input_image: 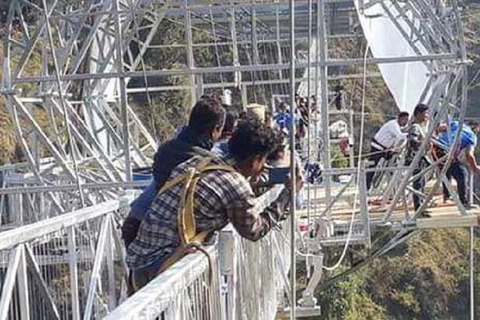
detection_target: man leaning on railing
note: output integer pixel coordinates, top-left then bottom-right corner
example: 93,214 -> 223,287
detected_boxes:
121,96 -> 226,248
126,118 -> 302,292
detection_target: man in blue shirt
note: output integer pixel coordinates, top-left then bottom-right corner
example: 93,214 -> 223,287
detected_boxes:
273,102 -> 292,133
437,120 -> 480,208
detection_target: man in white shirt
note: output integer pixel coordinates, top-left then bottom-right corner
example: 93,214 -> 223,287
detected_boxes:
406,104 -> 429,213
366,111 -> 409,190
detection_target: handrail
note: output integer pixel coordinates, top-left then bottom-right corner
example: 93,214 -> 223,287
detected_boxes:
105,185 -> 289,320
104,246 -> 217,320
0,195 -> 133,250
0,194 -> 135,320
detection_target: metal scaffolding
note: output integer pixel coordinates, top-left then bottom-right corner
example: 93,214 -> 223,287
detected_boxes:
0,0 -> 475,319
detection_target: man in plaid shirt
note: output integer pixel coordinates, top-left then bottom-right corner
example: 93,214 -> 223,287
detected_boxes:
126,118 -> 294,289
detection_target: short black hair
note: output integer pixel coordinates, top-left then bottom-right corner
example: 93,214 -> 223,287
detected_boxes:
229,118 -> 278,162
223,106 -> 238,135
467,120 -> 480,131
413,103 -> 429,117
267,130 -> 288,162
398,111 -> 409,119
188,96 -> 225,135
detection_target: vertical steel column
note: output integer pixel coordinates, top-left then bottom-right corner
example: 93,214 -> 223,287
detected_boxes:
349,109 -> 355,168
251,8 -> 260,66
17,246 -> 30,320
0,246 -> 22,320
241,84 -> 248,108
230,8 -> 241,87
106,219 -> 116,310
185,4 -> 197,102
113,0 -> 131,181
470,226 -> 475,320
276,6 -> 284,80
68,226 -> 80,320
289,1 -> 296,319
314,0 -> 321,219
306,0 -> 313,279
359,161 -> 371,249
319,0 -> 331,207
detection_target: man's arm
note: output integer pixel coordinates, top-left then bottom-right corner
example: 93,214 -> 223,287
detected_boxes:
225,181 -> 291,242
464,146 -> 480,175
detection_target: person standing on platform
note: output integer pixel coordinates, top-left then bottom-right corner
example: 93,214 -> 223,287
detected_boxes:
365,111 -> 409,191
437,120 -> 480,208
406,104 -> 430,214
273,102 -> 292,133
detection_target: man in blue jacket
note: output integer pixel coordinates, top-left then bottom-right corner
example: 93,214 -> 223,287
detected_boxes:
121,96 -> 226,247
437,120 -> 480,208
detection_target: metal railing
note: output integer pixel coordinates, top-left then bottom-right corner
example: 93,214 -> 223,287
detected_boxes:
104,246 -> 221,320
0,195 -> 134,320
106,186 -> 291,320
0,161 -> 148,230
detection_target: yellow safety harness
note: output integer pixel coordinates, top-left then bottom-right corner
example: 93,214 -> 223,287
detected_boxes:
150,157 -> 235,277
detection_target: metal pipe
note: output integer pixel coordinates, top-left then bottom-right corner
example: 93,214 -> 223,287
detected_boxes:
319,0 -> 331,213
113,0 -> 132,181
306,0 -> 313,279
144,34 -> 363,49
314,0 -> 321,224
289,1 -> 296,318
124,73 -> 383,93
12,53 -> 458,84
185,4 -> 197,102
470,226 -> 475,320
0,181 -> 150,195
41,0 -> 86,206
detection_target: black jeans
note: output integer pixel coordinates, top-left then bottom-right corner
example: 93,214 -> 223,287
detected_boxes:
411,158 -> 430,211
365,146 -> 392,191
412,166 -> 426,211
443,161 -> 468,205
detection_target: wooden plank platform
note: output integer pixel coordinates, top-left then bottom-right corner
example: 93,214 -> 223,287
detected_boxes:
299,184 -> 480,232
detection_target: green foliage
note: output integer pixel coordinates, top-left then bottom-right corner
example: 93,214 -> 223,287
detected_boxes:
316,268 -> 387,320
314,229 -> 480,319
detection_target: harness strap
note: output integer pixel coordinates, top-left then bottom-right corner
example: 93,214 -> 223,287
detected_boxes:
153,158 -> 235,281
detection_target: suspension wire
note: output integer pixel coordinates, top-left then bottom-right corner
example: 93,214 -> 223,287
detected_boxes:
321,43 -> 369,272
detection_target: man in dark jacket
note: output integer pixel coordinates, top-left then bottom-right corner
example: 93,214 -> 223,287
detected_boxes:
121,96 -> 226,247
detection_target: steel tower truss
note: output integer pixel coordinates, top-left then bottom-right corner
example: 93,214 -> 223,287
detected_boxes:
0,0 -> 468,269
0,0 -> 472,318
